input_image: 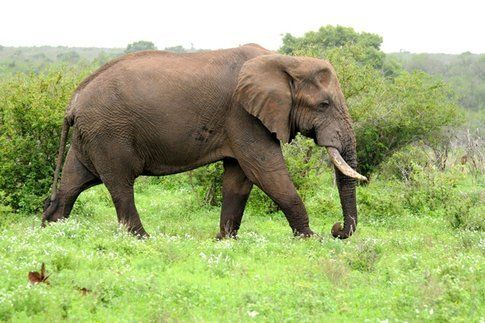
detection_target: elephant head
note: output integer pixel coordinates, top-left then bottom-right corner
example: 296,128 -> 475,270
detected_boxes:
235,54 -> 367,238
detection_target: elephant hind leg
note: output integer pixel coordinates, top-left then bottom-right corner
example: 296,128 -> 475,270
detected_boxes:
93,149 -> 148,237
104,182 -> 148,237
216,158 -> 253,239
42,149 -> 101,224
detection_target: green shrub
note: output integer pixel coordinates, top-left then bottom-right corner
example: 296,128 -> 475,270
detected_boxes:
246,136 -> 333,215
379,145 -> 431,181
358,181 -> 408,219
342,238 -> 382,272
401,166 -> 484,230
448,194 -> 484,231
191,135 -> 332,213
189,163 -> 224,206
403,166 -> 462,215
282,135 -> 328,192
0,67 -> 88,212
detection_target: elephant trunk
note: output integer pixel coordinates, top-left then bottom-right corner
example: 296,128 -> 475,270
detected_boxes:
326,147 -> 364,239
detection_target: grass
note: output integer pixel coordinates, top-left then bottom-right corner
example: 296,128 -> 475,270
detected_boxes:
0,174 -> 484,322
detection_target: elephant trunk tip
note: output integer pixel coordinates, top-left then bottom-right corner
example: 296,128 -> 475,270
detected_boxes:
331,222 -> 354,239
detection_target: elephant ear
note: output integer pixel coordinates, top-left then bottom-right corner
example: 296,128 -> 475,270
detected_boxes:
234,54 -> 304,143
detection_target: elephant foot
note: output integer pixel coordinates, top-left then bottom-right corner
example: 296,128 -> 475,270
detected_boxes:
215,230 -> 238,240
294,228 -> 314,238
133,230 -> 150,239
40,215 -> 67,228
127,225 -> 149,239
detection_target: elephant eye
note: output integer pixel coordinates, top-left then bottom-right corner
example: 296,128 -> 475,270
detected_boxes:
318,100 -> 330,110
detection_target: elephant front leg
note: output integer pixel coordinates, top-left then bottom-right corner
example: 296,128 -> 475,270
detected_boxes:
216,158 -> 253,239
258,170 -> 314,237
237,153 -> 314,237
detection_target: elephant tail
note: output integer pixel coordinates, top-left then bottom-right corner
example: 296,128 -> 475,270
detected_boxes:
49,117 -> 71,201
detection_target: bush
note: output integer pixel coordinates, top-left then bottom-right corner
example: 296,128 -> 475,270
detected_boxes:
448,194 -> 484,231
401,166 -> 484,230
403,166 -> 462,215
0,67 -> 88,212
358,163 -> 484,232
282,135 -> 329,192
379,145 -> 431,181
189,163 -> 224,207
358,181 -> 408,219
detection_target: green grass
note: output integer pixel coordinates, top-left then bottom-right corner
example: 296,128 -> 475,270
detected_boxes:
0,175 -> 484,322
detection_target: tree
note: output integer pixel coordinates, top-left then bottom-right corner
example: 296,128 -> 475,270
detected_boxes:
391,52 -> 485,111
93,51 -> 119,66
280,25 -> 385,70
56,51 -> 80,63
164,45 -> 187,53
125,41 -> 156,53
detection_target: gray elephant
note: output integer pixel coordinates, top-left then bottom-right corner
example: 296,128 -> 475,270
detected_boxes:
42,43 -> 367,239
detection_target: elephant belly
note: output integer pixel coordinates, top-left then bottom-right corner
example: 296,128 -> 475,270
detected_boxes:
127,116 -> 230,176
141,146 -> 232,176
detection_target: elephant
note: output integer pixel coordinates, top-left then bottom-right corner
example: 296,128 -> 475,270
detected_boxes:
42,43 -> 367,239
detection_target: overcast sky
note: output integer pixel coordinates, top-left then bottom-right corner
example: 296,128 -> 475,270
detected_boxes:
1,0 -> 483,53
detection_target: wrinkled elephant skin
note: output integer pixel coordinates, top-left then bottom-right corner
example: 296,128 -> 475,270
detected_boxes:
42,44 -> 366,239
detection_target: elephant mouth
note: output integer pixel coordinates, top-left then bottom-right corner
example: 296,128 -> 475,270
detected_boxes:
326,147 -> 367,182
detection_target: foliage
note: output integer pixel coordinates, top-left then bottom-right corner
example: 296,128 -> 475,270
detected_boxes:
91,51 -> 118,66
187,135 -> 332,213
457,125 -> 485,178
164,45 -> 187,53
402,166 -> 484,231
282,136 -> 328,191
189,163 -> 224,206
378,144 -> 431,181
0,67 -> 89,212
280,25 -> 384,70
353,71 -> 462,174
391,52 -> 485,111
163,45 -> 204,53
125,41 -> 156,53
0,46 -> 123,76
56,51 -> 80,63
364,156 -> 484,232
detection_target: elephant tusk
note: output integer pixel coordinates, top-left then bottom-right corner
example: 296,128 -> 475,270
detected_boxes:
326,147 -> 368,182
